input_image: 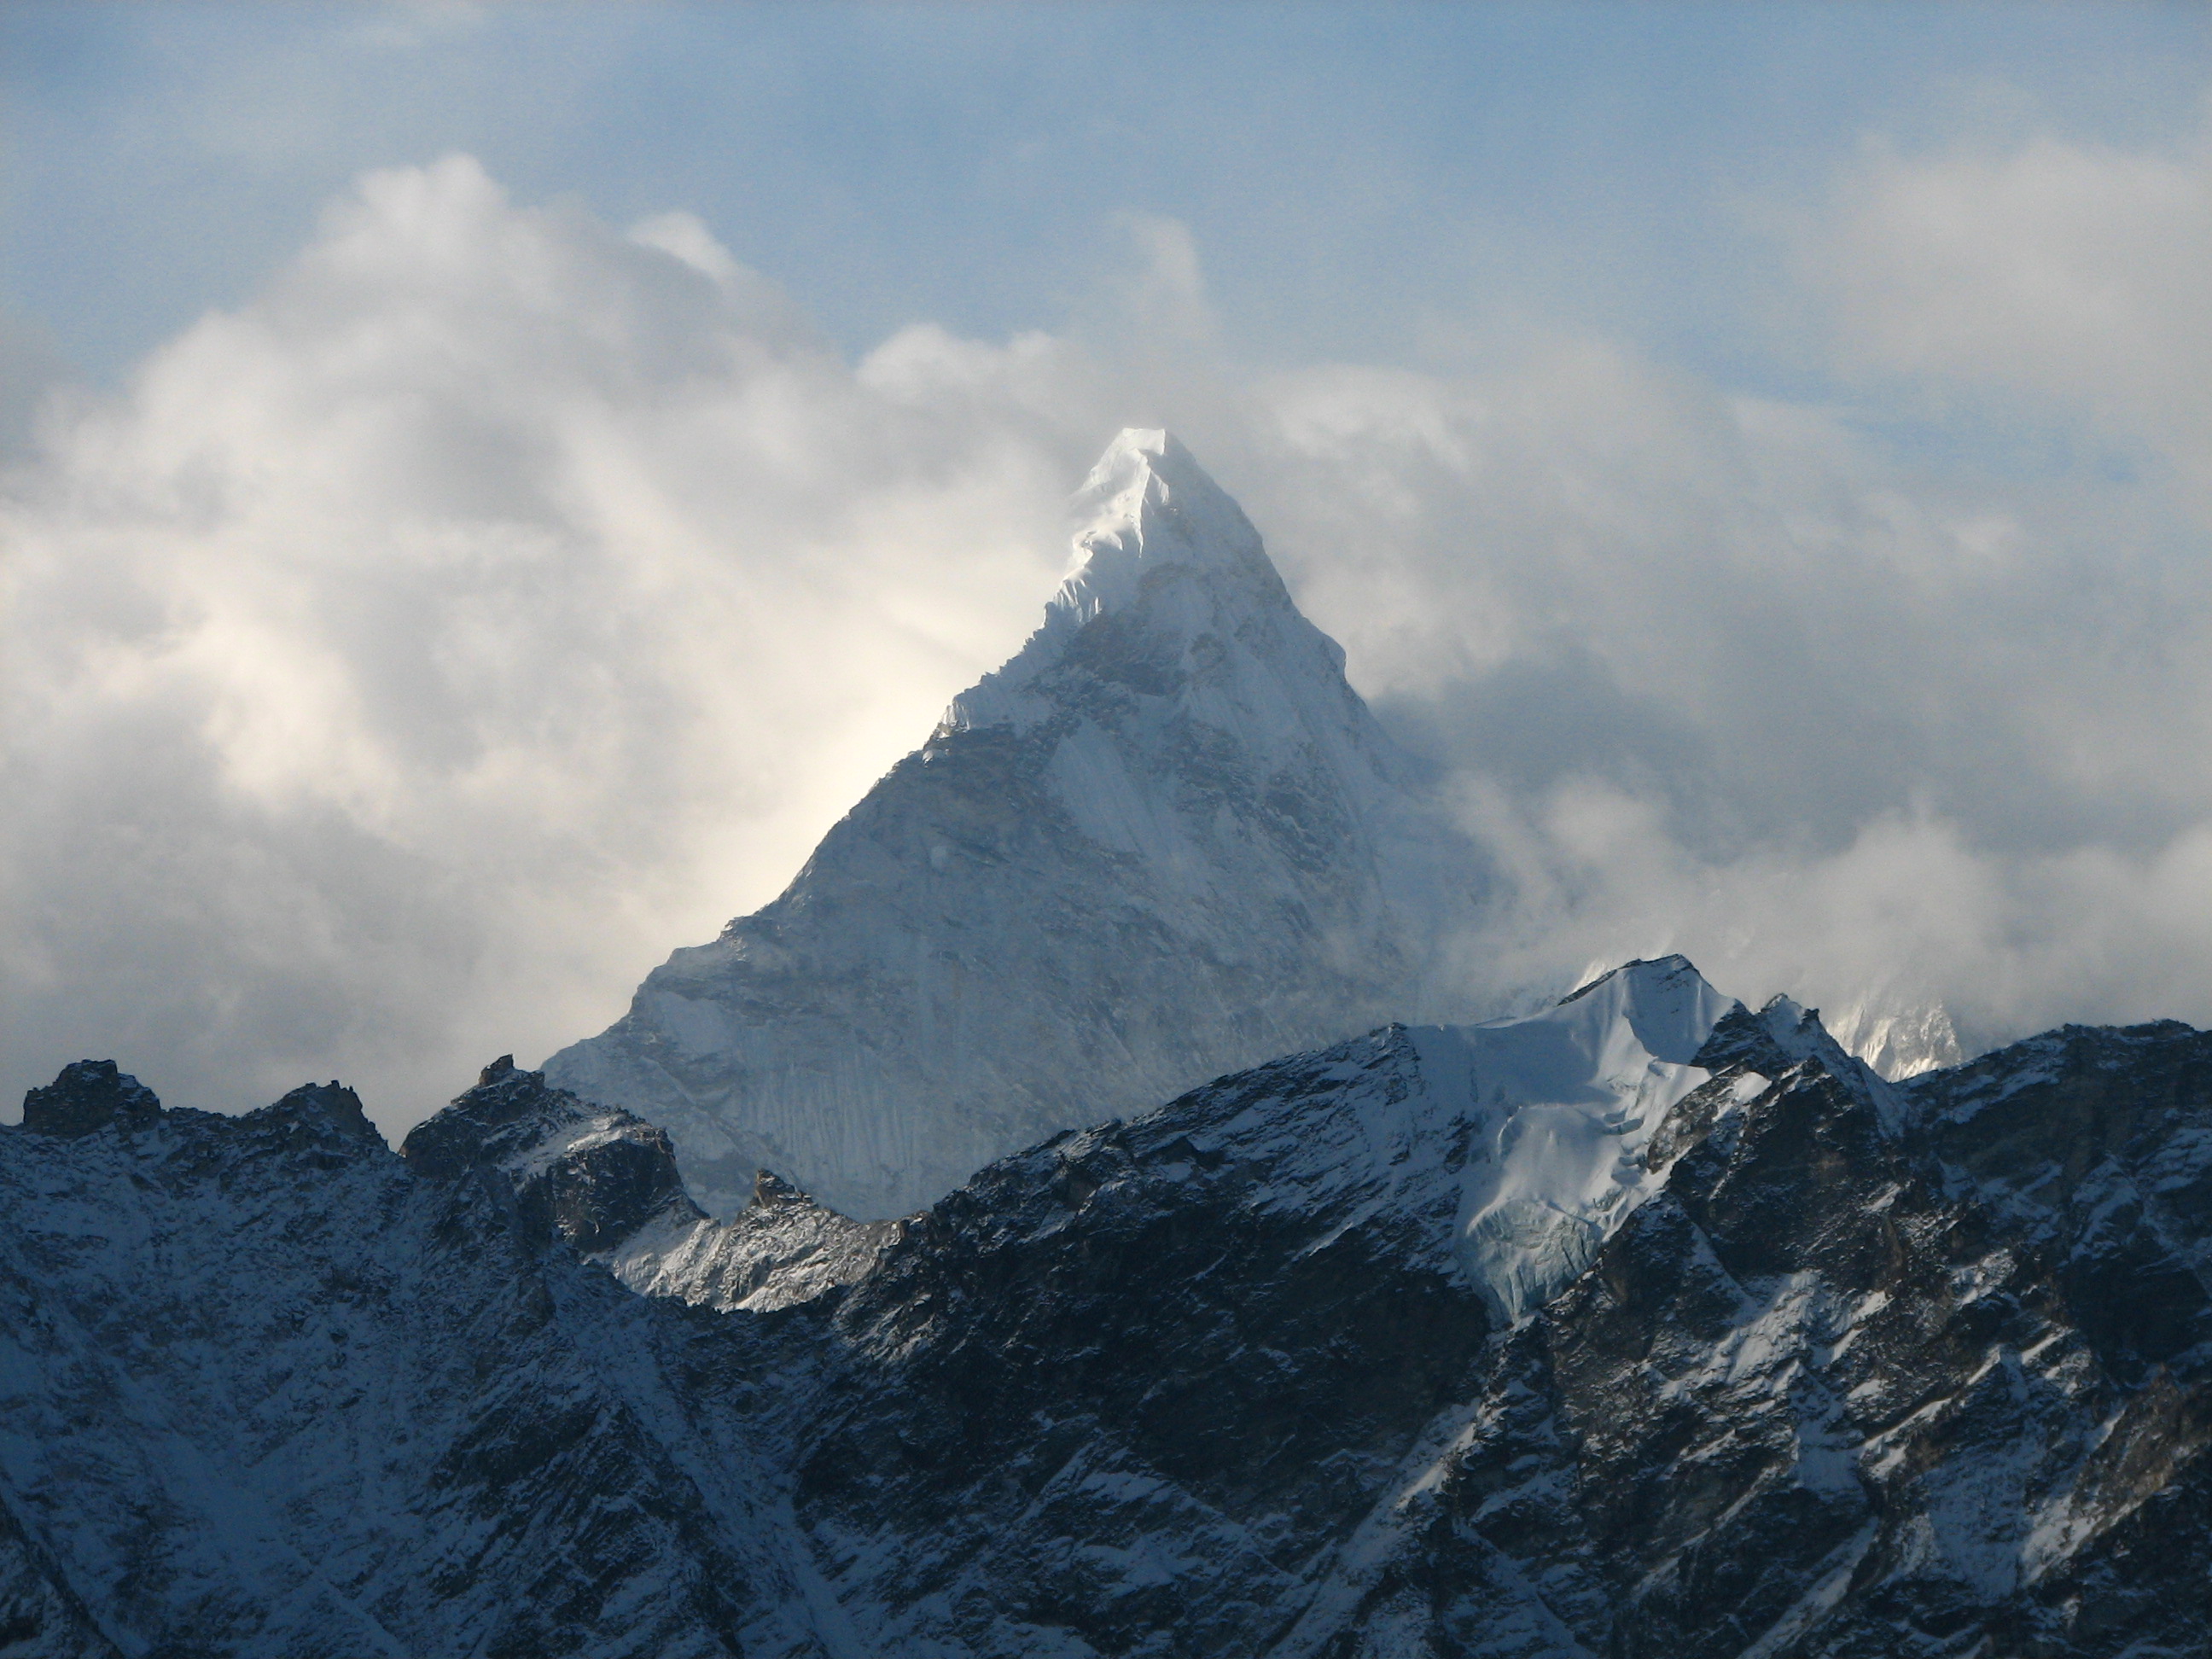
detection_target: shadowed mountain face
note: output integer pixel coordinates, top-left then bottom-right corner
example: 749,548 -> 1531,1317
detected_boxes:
5,961 -> 2210,1656
545,428 -> 1489,1220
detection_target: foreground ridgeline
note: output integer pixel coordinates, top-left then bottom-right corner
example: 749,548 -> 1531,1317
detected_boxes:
545,428 -> 1491,1220
4,958 -> 2209,1656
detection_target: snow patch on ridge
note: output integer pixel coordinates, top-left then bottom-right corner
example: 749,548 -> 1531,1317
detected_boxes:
607,1172 -> 900,1313
1127,956 -> 1742,1326
1445,956 -> 1736,1321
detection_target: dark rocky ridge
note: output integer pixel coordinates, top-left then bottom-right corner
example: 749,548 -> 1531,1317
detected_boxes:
19,1058 -> 160,1139
3,984 -> 2209,1655
403,1053 -> 706,1252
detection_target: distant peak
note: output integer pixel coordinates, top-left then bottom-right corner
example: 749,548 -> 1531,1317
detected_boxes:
259,1080 -> 381,1144
1547,957 -> 1738,1067
1558,955 -> 1703,1005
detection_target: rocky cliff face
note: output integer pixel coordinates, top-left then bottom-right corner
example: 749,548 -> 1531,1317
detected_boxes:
545,428 -> 1489,1220
4,964 -> 2209,1656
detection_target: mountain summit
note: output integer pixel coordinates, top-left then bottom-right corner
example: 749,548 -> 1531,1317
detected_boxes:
546,428 -> 1487,1217
951,428 -> 1333,735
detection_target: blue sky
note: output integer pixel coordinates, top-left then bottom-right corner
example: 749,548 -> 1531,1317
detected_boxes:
8,3 -> 2207,387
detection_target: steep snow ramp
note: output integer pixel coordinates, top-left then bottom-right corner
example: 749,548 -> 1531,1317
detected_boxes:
875,956 -> 1738,1328
1045,953 -> 1738,1323
1452,955 -> 1738,1318
547,428 -> 1487,1218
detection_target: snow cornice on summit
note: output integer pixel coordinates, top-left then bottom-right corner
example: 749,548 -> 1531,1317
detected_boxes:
1050,428 -> 1289,629
945,428 -> 1323,736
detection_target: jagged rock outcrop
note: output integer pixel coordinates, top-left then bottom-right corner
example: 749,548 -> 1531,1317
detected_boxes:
19,1059 -> 160,1139
399,1056 -> 903,1312
4,963 -> 2210,1655
403,1053 -> 703,1251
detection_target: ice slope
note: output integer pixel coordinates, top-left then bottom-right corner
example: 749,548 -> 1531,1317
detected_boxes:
1448,956 -> 1739,1318
546,428 -> 1487,1219
1040,953 -> 1740,1325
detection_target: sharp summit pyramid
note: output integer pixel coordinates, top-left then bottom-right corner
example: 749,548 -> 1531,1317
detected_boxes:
545,429 -> 1488,1217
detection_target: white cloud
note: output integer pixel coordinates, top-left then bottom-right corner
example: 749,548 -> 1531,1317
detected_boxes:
0,155 -> 1102,1128
1816,111 -> 2212,501
10,125 -> 2212,1131
1226,318 -> 2212,1049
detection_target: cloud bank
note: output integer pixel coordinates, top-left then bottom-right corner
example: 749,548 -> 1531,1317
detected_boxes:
7,119 -> 2212,1126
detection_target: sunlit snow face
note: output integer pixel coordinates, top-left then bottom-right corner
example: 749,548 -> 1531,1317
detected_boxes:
1168,958 -> 1743,1325
1429,959 -> 1738,1323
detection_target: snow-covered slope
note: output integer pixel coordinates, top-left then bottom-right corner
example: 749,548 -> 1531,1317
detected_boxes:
546,429 -> 1487,1218
1447,956 -> 1738,1318
463,956 -> 1732,1326
0,1070 -> 833,1658
793,975 -> 2212,1656
1017,953 -> 1738,1327
9,960 -> 2212,1656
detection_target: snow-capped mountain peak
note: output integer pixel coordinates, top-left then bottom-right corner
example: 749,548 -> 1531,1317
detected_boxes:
1446,958 -> 1743,1318
946,428 -> 1353,760
1825,994 -> 1964,1080
546,428 -> 1487,1219
1547,952 -> 1740,1064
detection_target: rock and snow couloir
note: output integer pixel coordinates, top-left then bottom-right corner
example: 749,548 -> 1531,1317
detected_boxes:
546,428 -> 1488,1219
